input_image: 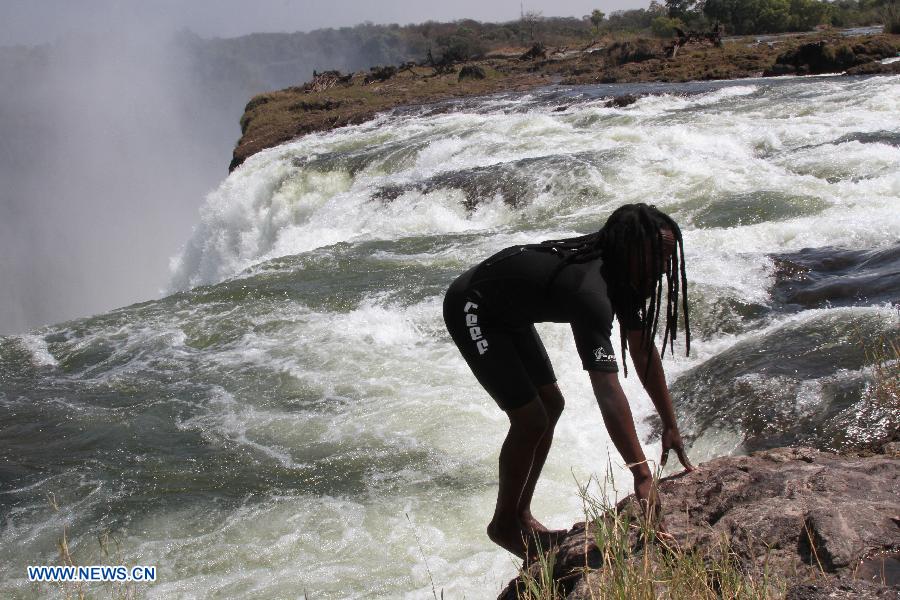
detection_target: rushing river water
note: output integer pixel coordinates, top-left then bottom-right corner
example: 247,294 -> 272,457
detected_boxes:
2,74 -> 899,598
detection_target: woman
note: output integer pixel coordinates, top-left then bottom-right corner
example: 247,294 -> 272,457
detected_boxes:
443,203 -> 695,559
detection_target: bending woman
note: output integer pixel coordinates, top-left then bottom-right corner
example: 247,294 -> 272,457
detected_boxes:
443,203 -> 695,559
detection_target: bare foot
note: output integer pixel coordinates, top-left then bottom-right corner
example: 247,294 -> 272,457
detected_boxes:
519,510 -> 550,533
487,519 -> 528,559
633,473 -> 660,520
520,510 -> 567,540
489,515 -> 569,561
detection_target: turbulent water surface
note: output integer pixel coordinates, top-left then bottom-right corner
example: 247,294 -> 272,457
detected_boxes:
2,75 -> 899,598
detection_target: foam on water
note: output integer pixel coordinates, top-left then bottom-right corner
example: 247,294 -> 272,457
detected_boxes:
17,334 -> 59,368
171,76 -> 900,298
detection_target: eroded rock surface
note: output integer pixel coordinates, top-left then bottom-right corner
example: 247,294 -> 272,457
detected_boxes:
499,447 -> 899,599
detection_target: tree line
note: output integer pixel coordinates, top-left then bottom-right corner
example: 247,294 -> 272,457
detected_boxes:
664,0 -> 898,35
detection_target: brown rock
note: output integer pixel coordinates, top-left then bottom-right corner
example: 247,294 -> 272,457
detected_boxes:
498,447 -> 900,599
786,579 -> 900,599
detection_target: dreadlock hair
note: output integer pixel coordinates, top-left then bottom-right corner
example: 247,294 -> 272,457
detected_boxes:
539,203 -> 690,377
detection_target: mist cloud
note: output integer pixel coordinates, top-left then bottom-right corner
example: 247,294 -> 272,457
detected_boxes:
0,27 -> 238,333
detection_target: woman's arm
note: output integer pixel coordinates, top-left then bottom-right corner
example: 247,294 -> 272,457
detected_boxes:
627,330 -> 695,472
588,370 -> 655,505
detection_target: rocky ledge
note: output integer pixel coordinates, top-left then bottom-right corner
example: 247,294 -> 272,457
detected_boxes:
500,446 -> 900,599
231,33 -> 900,172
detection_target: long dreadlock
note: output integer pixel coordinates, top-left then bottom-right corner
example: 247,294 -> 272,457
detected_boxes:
539,203 -> 691,377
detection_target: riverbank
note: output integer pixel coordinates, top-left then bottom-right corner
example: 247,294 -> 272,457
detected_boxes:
231,31 -> 899,171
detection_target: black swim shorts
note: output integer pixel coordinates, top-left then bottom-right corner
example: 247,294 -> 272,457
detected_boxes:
443,268 -> 557,411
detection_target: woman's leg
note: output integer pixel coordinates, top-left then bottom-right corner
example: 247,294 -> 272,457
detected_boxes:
516,382 -> 565,534
487,397 -> 549,558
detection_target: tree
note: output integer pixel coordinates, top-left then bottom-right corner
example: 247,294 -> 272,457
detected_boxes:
705,0 -> 835,33
649,1 -> 668,15
589,9 -> 606,36
522,10 -> 543,41
882,0 -> 900,33
757,0 -> 792,32
606,9 -> 655,31
666,0 -> 701,18
789,0 -> 831,30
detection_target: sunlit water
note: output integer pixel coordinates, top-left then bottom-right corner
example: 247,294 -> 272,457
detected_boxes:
2,74 -> 899,598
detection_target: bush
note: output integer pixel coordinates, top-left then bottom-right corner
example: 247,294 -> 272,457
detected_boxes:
605,39 -> 661,65
458,65 -> 486,81
883,1 -> 900,34
703,0 -> 833,34
652,16 -> 686,37
434,33 -> 485,63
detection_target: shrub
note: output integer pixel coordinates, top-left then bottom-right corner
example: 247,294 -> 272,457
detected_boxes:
652,16 -> 686,37
605,39 -> 661,65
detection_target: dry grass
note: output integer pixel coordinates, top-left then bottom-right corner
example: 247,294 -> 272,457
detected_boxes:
33,492 -> 138,600
516,470 -> 784,600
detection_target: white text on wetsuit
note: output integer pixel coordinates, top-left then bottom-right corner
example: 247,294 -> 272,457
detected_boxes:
463,302 -> 489,355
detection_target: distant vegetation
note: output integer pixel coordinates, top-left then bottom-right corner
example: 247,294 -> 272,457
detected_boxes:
170,0 -> 897,97
3,1 -> 895,100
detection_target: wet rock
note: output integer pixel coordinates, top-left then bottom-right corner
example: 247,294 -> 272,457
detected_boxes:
766,37 -> 899,76
604,94 -> 639,108
786,579 -> 899,599
498,448 -> 900,599
884,442 -> 900,458
664,306 -> 897,454
771,243 -> 900,310
845,60 -> 900,76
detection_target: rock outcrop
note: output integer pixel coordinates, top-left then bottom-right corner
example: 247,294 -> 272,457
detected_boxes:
500,446 -> 899,599
765,37 -> 899,76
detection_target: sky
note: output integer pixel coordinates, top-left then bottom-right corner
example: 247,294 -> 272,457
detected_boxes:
2,0 -> 651,46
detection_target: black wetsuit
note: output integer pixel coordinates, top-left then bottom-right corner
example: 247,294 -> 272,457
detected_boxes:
443,245 -> 640,411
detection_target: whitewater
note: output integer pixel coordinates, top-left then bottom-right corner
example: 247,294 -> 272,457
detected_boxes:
1,74 -> 898,598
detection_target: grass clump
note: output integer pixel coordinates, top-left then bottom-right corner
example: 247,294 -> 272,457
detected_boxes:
33,492 -> 138,600
516,536 -> 563,600
515,468 -> 784,599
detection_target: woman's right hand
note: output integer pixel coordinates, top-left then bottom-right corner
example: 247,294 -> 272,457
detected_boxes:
661,426 -> 695,473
